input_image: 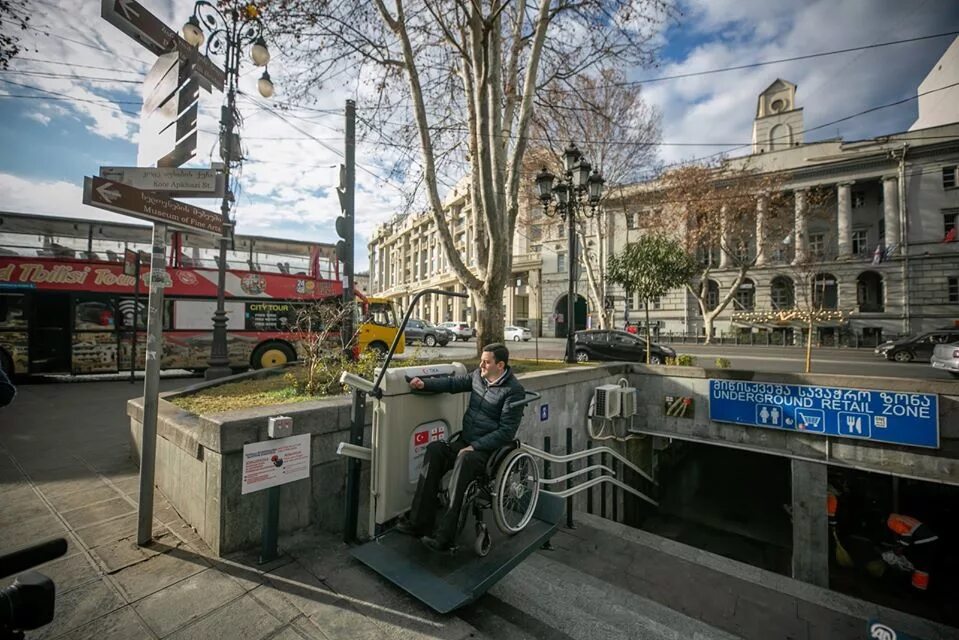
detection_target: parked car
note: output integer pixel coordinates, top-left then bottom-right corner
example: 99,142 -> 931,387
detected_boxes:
403,319 -> 450,347
873,340 -> 896,357
504,325 -> 531,342
930,341 -> 959,377
881,329 -> 959,362
438,321 -> 475,341
573,329 -> 675,364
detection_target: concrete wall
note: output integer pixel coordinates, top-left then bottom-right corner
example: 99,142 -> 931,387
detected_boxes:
128,363 -> 957,557
627,368 -> 959,486
128,368 -> 371,556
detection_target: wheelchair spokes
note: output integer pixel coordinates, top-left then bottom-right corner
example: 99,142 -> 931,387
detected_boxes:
493,449 -> 540,535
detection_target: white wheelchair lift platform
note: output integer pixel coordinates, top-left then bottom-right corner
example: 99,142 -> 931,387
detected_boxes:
338,363 -> 563,614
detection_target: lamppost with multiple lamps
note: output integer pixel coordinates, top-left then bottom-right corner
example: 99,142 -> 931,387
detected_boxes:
534,143 -> 604,364
182,1 -> 275,380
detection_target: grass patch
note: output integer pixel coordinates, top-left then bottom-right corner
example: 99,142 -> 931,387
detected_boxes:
170,357 -> 575,415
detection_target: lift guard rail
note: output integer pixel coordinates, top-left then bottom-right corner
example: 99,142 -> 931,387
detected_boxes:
524,444 -> 659,507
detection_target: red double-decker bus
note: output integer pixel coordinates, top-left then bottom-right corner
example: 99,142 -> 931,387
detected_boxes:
0,212 -> 401,377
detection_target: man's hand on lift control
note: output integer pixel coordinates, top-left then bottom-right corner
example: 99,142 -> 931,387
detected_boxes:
409,377 -> 425,390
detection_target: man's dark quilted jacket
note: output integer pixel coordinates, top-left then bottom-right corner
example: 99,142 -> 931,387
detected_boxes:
421,367 -> 526,451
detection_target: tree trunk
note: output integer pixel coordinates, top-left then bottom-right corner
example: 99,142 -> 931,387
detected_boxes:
804,313 -> 814,373
474,282 -> 507,355
702,312 -> 715,345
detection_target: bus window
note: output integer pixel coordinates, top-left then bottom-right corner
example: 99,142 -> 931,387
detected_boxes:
0,294 -> 27,329
173,299 -> 245,330
367,301 -> 397,326
74,296 -> 115,330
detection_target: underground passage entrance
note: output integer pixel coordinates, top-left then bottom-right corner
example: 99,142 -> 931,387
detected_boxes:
632,440 -> 959,629
637,441 -> 793,574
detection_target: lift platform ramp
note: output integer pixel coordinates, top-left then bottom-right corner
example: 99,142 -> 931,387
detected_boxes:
339,363 -> 564,613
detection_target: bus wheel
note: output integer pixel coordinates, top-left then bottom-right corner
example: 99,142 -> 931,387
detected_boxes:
252,342 -> 295,369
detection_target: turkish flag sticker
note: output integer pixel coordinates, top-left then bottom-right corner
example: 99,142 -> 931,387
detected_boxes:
414,430 -> 429,446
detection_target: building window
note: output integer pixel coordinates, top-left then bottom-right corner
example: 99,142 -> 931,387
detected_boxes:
530,225 -> 543,243
734,279 -> 755,311
949,277 -> 959,303
852,191 -> 866,208
626,212 -> 636,230
652,296 -> 661,310
557,253 -> 566,273
851,230 -> 869,256
944,209 -> 958,242
878,218 -> 885,245
705,280 -> 720,311
771,276 -> 794,310
857,271 -> 884,312
812,273 -> 838,310
809,233 -> 824,257
943,166 -> 957,190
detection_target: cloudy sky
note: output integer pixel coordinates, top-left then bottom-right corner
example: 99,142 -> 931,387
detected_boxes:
1,1 -> 957,272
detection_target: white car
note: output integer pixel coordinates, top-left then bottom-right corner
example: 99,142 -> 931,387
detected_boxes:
438,321 -> 475,341
931,341 -> 959,378
504,325 -> 531,342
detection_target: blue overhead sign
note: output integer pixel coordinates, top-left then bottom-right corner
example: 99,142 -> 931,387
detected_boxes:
708,380 -> 939,449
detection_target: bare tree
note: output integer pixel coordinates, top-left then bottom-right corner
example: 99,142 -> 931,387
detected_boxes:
0,0 -> 30,70
268,0 -> 670,351
526,69 -> 661,329
637,164 -> 831,343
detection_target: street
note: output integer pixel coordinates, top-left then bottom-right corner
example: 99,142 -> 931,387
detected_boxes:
414,337 -> 956,381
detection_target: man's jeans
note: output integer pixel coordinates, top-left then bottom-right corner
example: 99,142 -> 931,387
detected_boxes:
408,439 -> 490,545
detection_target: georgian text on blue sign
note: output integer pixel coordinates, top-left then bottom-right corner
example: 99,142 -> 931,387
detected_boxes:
708,380 -> 938,449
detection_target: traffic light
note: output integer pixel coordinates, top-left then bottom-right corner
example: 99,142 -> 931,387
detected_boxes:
335,185 -> 352,275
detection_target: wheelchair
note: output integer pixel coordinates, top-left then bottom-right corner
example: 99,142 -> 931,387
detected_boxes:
439,436 -> 541,557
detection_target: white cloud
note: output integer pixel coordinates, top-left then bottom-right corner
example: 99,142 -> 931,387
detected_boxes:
0,172 -> 148,225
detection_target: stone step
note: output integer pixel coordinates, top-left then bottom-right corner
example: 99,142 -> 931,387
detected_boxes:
478,551 -> 742,640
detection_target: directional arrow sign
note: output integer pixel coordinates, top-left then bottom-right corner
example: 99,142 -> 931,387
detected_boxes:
101,0 -> 224,91
83,176 -> 221,235
96,181 -> 122,203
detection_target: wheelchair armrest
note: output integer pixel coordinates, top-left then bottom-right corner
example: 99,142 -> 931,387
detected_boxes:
485,440 -> 519,477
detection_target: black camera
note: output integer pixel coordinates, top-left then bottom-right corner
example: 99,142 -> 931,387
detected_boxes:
0,538 -> 67,640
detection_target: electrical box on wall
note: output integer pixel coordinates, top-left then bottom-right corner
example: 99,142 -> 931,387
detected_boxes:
593,385 -> 622,419
268,415 -> 293,439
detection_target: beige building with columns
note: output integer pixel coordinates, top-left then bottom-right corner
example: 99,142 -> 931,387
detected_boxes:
369,43 -> 959,343
367,178 -> 544,333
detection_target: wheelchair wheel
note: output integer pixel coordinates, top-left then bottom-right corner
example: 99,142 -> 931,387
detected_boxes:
474,522 -> 491,557
492,448 -> 540,535
456,481 -> 480,536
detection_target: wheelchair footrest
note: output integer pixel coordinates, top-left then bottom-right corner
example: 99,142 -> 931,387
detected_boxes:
350,491 -> 564,613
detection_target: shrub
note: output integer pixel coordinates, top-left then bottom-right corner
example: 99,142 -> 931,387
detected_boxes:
714,357 -> 731,369
665,354 -> 697,367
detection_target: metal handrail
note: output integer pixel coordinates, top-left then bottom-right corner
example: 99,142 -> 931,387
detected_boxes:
545,475 -> 658,507
537,464 -> 614,485
522,443 -> 656,484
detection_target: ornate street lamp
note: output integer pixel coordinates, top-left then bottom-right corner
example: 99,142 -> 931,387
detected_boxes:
535,144 -> 604,363
184,1 -> 274,380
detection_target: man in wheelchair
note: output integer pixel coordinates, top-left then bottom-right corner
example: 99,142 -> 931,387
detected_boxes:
397,343 -> 526,553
